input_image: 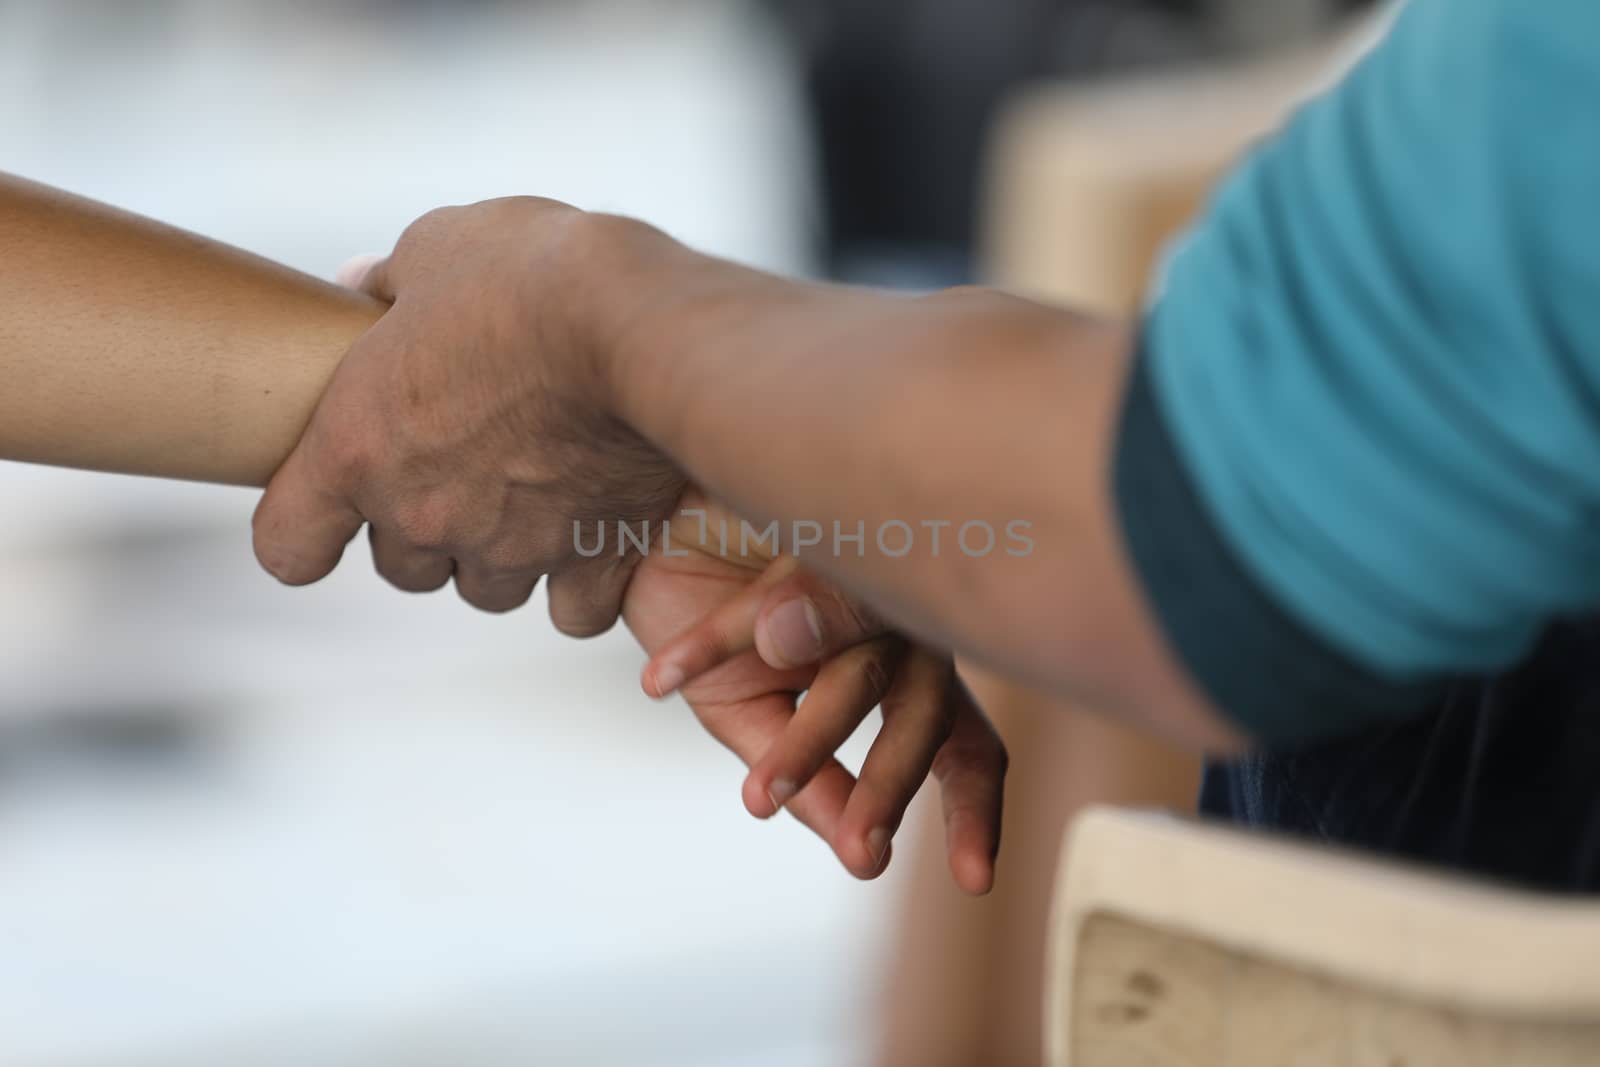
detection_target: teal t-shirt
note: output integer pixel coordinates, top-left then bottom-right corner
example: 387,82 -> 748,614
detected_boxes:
1121,0 -> 1600,741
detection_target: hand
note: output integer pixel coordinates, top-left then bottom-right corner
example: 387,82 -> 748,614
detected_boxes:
253,198 -> 685,635
625,492 -> 1007,894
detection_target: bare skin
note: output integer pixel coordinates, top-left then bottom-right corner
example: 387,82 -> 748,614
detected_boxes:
626,491 -> 1005,891
253,197 -> 1243,753
0,172 -> 382,485
0,172 -> 1005,891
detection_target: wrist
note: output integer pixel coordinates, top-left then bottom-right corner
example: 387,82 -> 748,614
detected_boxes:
557,212 -> 696,428
566,212 -> 788,454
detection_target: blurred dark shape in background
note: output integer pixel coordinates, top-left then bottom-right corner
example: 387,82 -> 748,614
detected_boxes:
771,0 -> 1376,286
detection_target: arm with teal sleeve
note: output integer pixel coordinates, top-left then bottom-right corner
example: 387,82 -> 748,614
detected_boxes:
1115,0 -> 1600,744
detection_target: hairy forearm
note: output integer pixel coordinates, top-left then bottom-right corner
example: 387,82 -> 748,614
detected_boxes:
0,172 -> 381,486
601,233 -> 1234,746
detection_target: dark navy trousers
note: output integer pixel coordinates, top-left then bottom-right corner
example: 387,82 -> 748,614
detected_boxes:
1199,616 -> 1600,894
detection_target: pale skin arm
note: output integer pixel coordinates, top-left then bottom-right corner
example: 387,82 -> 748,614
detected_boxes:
0,172 -> 383,485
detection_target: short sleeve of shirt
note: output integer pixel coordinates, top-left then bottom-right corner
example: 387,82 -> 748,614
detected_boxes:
1114,0 -> 1600,744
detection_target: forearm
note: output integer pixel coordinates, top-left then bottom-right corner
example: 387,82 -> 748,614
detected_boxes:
0,176 -> 1227,746
0,172 -> 381,487
602,234 -> 1234,746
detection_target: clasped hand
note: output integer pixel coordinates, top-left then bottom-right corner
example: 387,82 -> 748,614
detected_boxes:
252,198 -> 1006,893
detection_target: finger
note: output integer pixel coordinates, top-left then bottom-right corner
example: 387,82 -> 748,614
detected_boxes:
641,556 -> 799,697
930,679 -> 1008,896
368,523 -> 453,593
641,581 -> 762,697
685,675 -> 858,849
253,437 -> 366,587
547,555 -> 636,638
741,637 -> 903,820
354,254 -> 397,303
336,253 -> 387,293
453,563 -> 539,614
834,649 -> 957,880
753,572 -> 888,670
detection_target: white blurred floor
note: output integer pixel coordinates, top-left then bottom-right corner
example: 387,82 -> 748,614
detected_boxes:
0,3 -> 909,1065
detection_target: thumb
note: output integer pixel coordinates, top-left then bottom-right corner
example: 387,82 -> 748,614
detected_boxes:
252,433 -> 366,587
754,573 -> 888,670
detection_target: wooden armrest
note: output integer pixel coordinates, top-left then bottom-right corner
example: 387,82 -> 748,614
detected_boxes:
1046,807 -> 1600,1066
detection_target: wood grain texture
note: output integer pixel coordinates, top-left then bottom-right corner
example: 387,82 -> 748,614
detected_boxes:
1048,809 -> 1600,1066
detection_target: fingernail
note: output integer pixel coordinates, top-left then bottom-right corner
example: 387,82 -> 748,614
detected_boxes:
764,599 -> 822,667
867,827 -> 890,869
652,663 -> 685,698
768,778 -> 797,813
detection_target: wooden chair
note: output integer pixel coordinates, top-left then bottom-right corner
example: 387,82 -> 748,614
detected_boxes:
1047,807 -> 1600,1066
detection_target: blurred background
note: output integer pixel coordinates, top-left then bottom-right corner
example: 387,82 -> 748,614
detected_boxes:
0,1 -> 1376,1064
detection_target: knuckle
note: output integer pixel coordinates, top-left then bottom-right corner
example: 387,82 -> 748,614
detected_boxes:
390,496 -> 456,552
497,194 -> 560,217
459,577 -> 527,615
826,588 -> 882,646
386,208 -> 460,275
254,540 -> 316,587
550,604 -> 616,638
403,206 -> 457,244
856,647 -> 896,702
482,536 -> 547,575
251,537 -> 287,580
252,518 -> 311,587
548,591 -> 590,634
320,422 -> 378,483
250,500 -> 275,541
549,567 -> 626,638
381,564 -> 447,595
